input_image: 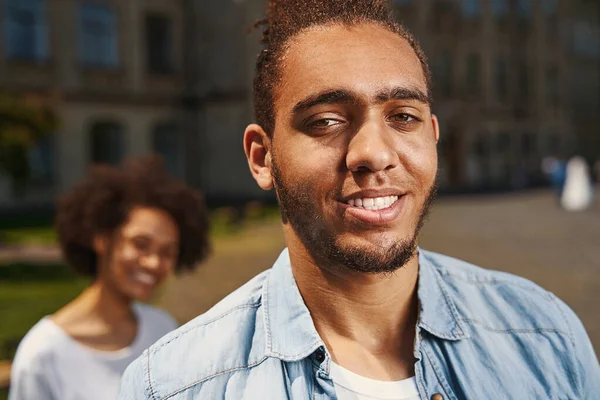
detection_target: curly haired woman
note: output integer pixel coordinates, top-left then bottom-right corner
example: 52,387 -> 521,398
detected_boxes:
9,156 -> 210,400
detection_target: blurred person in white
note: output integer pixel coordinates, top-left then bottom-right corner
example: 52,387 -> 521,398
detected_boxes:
561,156 -> 594,211
9,156 -> 210,400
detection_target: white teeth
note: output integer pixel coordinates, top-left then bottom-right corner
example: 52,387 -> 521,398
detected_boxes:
133,272 -> 156,285
386,196 -> 393,207
347,195 -> 400,211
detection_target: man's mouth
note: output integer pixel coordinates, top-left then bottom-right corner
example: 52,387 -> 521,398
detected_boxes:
346,195 -> 400,211
340,192 -> 406,225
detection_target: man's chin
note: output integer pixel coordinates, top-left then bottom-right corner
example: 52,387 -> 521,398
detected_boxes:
316,236 -> 418,274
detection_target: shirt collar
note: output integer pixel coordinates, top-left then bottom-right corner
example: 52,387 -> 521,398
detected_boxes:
263,248 -> 468,361
417,250 -> 468,340
263,248 -> 324,361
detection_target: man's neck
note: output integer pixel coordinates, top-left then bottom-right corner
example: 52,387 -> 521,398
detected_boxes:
286,236 -> 419,381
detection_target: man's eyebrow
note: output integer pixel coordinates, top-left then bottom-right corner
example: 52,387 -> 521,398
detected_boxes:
292,90 -> 357,113
375,87 -> 431,105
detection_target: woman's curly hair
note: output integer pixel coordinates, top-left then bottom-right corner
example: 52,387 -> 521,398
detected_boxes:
56,156 -> 210,276
253,0 -> 431,137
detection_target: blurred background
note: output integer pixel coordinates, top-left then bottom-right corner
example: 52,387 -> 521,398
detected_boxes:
0,0 -> 599,396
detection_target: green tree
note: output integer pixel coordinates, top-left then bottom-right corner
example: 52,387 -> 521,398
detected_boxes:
0,93 -> 58,195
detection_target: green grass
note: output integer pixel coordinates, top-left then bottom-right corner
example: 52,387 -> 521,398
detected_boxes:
0,227 -> 57,246
0,263 -> 89,360
0,388 -> 7,400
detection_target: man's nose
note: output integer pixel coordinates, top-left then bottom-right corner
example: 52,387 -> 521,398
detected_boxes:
346,120 -> 400,173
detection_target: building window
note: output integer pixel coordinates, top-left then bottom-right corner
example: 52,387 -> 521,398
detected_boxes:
545,65 -> 559,106
145,14 -> 173,74
473,134 -> 489,158
461,0 -> 480,19
90,122 -> 125,165
547,133 -> 560,154
496,132 -> 510,152
542,0 -> 557,15
521,132 -> 535,157
79,3 -> 118,68
28,134 -> 54,184
3,0 -> 48,61
431,0 -> 457,33
465,53 -> 481,96
572,22 -> 600,58
152,123 -> 183,177
494,56 -> 508,102
433,49 -> 454,97
491,0 -> 508,19
516,0 -> 531,18
517,60 -> 529,100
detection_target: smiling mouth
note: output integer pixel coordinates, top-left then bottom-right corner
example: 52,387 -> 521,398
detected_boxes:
346,195 -> 400,211
131,271 -> 157,286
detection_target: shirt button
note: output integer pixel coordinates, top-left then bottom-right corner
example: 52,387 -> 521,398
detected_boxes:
315,347 -> 326,363
431,394 -> 444,400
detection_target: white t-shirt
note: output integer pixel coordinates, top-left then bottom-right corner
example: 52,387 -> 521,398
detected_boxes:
9,303 -> 177,400
330,361 -> 420,400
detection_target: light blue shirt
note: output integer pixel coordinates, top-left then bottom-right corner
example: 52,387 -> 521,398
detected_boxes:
118,249 -> 600,399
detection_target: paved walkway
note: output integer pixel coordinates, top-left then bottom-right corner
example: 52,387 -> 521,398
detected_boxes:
0,245 -> 60,264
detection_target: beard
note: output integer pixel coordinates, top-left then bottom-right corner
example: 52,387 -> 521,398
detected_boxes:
272,158 -> 437,274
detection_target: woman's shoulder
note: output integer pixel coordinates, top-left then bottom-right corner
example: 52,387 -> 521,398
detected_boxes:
12,318 -> 64,368
134,303 -> 178,337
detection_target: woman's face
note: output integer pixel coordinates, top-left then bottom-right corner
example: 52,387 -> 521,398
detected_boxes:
95,207 -> 180,301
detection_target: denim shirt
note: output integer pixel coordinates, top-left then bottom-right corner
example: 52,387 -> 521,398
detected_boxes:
118,249 -> 600,399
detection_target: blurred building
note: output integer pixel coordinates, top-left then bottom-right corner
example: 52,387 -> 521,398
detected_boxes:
0,0 -> 598,209
0,0 -> 265,209
392,0 -> 600,191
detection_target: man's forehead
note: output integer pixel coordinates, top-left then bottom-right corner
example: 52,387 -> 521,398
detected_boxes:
276,23 -> 427,107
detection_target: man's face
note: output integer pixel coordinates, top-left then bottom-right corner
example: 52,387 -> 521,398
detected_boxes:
255,23 -> 439,273
96,207 -> 180,300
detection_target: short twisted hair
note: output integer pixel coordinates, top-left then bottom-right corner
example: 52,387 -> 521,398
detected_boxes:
56,156 -> 210,276
253,0 -> 431,137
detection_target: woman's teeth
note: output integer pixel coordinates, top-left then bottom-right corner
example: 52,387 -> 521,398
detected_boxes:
132,271 -> 157,285
347,196 -> 399,211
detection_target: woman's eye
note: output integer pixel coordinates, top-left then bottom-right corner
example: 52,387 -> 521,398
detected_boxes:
133,237 -> 150,251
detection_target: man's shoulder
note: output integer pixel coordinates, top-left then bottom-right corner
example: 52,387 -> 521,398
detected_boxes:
129,269 -> 271,398
421,250 -> 573,334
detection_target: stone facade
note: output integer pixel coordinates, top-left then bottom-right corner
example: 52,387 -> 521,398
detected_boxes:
0,0 -> 598,209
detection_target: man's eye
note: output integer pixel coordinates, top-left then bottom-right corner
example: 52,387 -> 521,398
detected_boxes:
391,113 -> 416,123
310,118 -> 341,128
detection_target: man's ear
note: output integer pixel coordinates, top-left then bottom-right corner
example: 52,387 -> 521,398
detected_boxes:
431,114 -> 440,143
243,124 -> 274,190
